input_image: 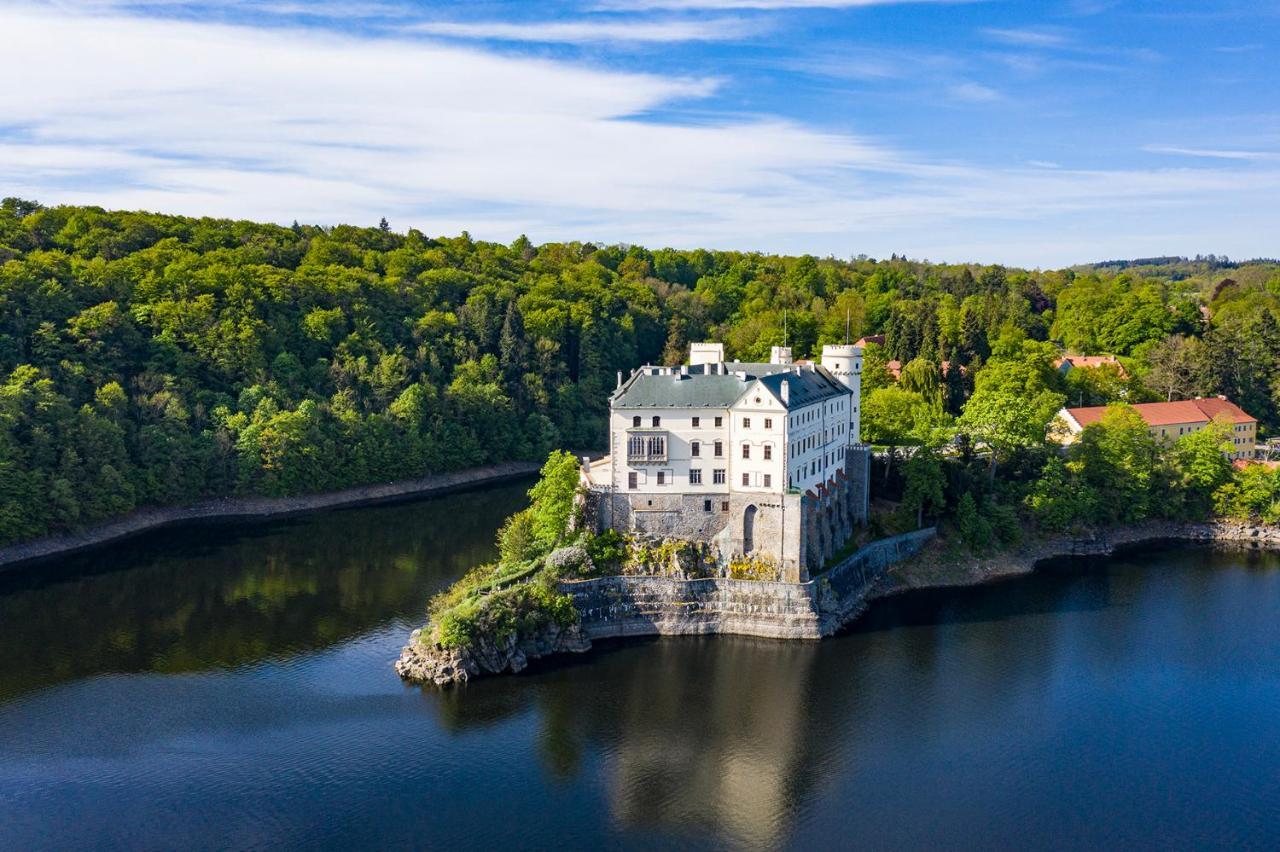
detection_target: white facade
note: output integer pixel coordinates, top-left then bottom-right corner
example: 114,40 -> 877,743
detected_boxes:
596,344 -> 863,502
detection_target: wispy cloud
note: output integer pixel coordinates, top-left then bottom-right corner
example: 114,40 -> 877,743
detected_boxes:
594,0 -> 971,10
406,17 -> 760,44
1144,145 -> 1279,161
982,27 -> 1074,48
948,81 -> 1001,102
3,3 -> 1279,266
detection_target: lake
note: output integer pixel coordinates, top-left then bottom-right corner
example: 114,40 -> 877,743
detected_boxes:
2,480 -> 1279,850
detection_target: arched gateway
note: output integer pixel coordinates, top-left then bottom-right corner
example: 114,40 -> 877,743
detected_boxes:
743,504 -> 757,554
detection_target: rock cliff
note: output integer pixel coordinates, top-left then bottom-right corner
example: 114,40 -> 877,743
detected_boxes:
395,622 -> 592,686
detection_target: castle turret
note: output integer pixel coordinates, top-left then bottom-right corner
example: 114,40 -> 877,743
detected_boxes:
821,344 -> 862,444
689,342 -> 725,367
770,346 -> 793,365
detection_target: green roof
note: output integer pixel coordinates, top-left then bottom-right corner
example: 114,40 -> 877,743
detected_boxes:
612,362 -> 847,410
612,372 -> 748,408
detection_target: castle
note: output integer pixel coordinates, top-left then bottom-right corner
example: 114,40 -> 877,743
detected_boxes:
581,342 -> 870,583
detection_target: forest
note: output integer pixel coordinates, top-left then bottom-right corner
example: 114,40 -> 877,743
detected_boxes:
3,197 -> 1280,546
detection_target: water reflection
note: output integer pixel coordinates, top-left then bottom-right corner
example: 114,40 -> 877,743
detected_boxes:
3,496 -> 1280,849
0,481 -> 531,704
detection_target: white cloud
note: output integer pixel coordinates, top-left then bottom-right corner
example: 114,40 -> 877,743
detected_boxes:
1144,145 -> 1278,161
594,0 -> 967,10
982,27 -> 1073,48
405,17 -> 760,44
2,4 -> 1279,266
948,81 -> 1001,102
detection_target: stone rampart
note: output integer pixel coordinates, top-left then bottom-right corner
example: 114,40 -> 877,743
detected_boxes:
561,527 -> 936,641
563,575 -> 823,640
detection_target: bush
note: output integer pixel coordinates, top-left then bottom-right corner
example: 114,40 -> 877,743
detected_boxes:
955,492 -> 994,553
584,528 -> 627,571
497,509 -> 538,566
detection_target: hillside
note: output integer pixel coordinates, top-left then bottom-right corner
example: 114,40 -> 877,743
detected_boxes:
3,198 -> 1280,546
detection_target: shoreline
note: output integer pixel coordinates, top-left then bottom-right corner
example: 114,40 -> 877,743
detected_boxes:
0,461 -> 547,571
396,518 -> 1280,686
875,518 -> 1280,597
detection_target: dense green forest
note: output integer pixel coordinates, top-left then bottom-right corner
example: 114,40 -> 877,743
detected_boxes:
3,198 -> 1280,546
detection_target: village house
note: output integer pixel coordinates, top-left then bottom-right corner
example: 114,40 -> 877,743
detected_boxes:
1054,353 -> 1127,377
581,342 -> 869,582
1055,397 -> 1258,459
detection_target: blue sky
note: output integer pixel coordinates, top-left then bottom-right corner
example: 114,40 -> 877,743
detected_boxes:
2,0 -> 1277,266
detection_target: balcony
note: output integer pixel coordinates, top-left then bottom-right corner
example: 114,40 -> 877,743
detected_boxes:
626,429 -> 668,464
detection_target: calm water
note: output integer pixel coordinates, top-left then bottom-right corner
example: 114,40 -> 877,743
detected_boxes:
2,484 -> 1280,851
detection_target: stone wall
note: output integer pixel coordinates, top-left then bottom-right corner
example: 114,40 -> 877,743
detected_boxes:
561,528 -> 937,642
597,489 -> 808,580
813,527 -> 936,633
563,575 -> 822,640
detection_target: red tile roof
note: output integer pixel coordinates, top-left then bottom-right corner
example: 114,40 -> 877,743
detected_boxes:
855,335 -> 885,348
1066,397 -> 1256,428
1054,354 -> 1127,376
1233,459 -> 1280,471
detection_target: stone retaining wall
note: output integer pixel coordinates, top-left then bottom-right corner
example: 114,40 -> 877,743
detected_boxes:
561,527 -> 937,641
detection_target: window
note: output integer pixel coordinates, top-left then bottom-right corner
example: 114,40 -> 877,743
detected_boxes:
763,445 -> 772,460
691,440 -> 701,457
656,470 -> 665,485
627,435 -> 644,457
714,440 -> 723,457
628,472 -> 637,489
690,468 -> 702,484
763,474 -> 772,488
742,444 -> 751,459
743,417 -> 751,429
652,416 -> 661,427
692,416 -> 700,428
703,499 -> 712,512
647,435 -> 665,457
713,469 -> 726,484
721,501 -> 729,512
714,416 -> 723,427
764,418 -> 772,429
742,472 -> 751,487
632,416 -> 641,428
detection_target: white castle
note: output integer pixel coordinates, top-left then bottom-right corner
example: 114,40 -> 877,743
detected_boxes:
582,342 -> 869,582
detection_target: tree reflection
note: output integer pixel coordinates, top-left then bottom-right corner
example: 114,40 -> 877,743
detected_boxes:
0,482 -> 531,703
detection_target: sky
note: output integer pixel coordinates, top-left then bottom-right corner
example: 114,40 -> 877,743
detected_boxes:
1,0 -> 1277,266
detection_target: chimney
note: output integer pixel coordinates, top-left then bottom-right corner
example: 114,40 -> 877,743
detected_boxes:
616,370 -> 623,389
781,381 -> 790,405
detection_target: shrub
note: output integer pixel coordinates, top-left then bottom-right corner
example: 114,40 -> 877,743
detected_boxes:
584,528 -> 627,571
497,509 -> 538,566
727,554 -> 779,581
955,492 -> 994,553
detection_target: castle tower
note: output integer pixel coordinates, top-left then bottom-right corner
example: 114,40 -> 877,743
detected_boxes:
770,346 -> 793,365
689,342 -> 725,367
821,344 -> 862,444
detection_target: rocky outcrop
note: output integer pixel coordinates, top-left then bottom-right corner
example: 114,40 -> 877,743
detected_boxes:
395,622 -> 592,686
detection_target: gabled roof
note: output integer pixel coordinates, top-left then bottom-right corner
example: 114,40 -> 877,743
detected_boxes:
612,361 -> 848,410
753,368 -> 847,408
1065,397 -> 1256,428
1055,354 -> 1127,376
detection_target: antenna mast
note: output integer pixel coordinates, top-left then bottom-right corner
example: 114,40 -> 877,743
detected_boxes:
845,307 -> 851,345
783,309 -> 788,347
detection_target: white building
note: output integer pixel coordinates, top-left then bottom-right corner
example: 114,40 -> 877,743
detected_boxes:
583,342 -> 870,581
